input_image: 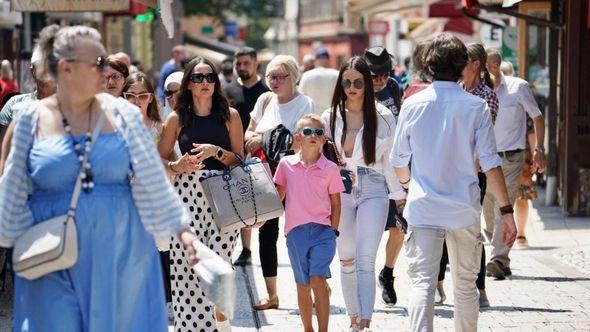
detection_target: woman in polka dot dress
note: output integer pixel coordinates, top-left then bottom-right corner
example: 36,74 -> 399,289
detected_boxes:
158,57 -> 245,332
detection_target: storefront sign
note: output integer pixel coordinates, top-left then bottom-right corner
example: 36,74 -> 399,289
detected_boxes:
368,20 -> 389,36
11,0 -> 130,12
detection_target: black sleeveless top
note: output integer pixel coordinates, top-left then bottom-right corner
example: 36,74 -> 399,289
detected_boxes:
178,112 -> 231,171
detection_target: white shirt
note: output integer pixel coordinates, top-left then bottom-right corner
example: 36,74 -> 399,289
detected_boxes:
299,67 -> 340,116
390,81 -> 502,230
250,93 -> 313,133
321,103 -> 405,200
494,74 -> 542,152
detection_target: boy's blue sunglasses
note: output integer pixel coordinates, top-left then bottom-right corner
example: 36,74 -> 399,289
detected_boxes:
299,127 -> 325,137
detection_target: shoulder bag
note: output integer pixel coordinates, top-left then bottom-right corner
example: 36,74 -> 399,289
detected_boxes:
12,111 -> 105,280
199,154 -> 284,234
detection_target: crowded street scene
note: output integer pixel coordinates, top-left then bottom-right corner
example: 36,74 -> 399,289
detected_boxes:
0,0 -> 589,331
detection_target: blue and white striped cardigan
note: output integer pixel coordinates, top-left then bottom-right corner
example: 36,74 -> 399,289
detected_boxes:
0,93 -> 190,247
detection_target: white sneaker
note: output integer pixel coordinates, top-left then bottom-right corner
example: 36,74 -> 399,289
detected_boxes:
349,324 -> 360,332
216,319 -> 232,332
361,328 -> 372,332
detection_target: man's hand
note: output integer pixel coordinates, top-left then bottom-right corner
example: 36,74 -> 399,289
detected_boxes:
531,150 -> 546,174
502,214 -> 517,248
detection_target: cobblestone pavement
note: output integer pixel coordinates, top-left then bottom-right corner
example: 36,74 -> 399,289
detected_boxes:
2,190 -> 590,332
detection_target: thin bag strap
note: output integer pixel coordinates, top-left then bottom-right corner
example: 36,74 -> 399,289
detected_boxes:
66,111 -> 106,218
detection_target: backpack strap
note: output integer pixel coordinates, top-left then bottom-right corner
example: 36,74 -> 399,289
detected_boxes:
261,92 -> 273,115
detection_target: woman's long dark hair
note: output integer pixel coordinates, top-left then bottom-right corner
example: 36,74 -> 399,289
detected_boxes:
175,57 -> 230,127
330,56 -> 378,165
122,72 -> 161,122
467,43 -> 494,90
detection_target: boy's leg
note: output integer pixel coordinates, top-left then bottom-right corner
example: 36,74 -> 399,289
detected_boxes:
308,224 -> 337,332
446,221 -> 482,332
297,284 -> 314,332
310,276 -> 330,332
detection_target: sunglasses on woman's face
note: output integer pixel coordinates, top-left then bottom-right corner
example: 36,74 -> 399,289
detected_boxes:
189,73 -> 216,84
65,56 -> 107,72
123,92 -> 152,102
341,78 -> 364,90
299,127 -> 325,137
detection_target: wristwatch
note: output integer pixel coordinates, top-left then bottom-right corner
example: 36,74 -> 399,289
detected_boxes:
333,229 -> 340,237
215,147 -> 224,160
534,146 -> 545,153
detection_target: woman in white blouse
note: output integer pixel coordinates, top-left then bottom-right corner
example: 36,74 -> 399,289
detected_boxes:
321,56 -> 404,332
244,55 -> 313,310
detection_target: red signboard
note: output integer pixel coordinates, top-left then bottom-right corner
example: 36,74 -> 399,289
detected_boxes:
368,20 -> 390,36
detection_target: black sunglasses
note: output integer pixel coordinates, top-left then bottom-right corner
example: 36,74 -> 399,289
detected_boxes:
342,79 -> 364,89
65,56 -> 107,71
189,73 -> 216,84
164,89 -> 178,97
299,127 -> 325,137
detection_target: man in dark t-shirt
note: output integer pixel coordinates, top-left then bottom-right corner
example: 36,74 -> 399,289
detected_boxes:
223,48 -> 269,133
375,76 -> 401,119
222,47 -> 269,269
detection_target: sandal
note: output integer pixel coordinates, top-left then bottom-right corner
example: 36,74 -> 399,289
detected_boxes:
253,296 -> 279,310
516,236 -> 528,247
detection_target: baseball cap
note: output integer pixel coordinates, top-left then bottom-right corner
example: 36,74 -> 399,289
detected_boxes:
315,47 -> 329,60
164,71 -> 184,93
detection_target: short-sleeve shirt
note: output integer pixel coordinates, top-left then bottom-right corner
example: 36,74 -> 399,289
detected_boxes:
494,74 -> 542,152
0,93 -> 35,127
375,78 -> 401,119
250,93 -> 313,133
274,153 -> 344,235
223,78 -> 269,132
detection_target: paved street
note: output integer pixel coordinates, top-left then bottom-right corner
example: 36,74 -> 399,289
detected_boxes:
2,189 -> 590,331
227,189 -> 590,331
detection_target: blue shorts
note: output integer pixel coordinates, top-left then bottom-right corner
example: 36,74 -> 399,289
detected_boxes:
286,223 -> 336,285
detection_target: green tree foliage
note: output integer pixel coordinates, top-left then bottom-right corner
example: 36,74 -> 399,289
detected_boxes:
182,0 -> 274,22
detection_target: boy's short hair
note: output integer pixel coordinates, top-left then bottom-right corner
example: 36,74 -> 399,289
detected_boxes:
296,114 -> 325,132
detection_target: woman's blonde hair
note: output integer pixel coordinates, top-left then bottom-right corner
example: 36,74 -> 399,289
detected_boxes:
265,55 -> 300,94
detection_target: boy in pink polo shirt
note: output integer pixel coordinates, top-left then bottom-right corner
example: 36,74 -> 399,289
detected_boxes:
274,114 -> 344,332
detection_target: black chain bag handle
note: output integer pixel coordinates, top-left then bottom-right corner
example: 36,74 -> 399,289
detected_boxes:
223,154 -> 259,227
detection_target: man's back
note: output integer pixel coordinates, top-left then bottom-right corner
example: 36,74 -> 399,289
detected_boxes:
392,81 -> 499,229
299,67 -> 339,115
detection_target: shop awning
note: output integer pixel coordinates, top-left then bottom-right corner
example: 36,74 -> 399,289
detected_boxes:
408,17 -> 477,42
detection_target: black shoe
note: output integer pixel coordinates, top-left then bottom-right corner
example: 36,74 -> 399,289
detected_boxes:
486,260 -> 510,280
233,248 -> 251,266
378,269 -> 397,305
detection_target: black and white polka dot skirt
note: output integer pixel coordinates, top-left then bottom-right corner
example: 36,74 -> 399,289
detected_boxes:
170,170 -> 240,332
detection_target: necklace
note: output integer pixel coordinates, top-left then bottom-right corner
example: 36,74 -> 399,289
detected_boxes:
57,99 -> 95,193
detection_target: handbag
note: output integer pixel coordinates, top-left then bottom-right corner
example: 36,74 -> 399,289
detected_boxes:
12,111 -> 105,280
323,139 -> 352,193
199,155 -> 284,234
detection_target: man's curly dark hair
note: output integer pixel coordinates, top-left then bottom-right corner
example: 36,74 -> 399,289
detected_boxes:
423,33 -> 468,82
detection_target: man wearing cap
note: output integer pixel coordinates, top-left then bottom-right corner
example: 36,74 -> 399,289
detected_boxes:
298,47 -> 339,115
362,46 -> 405,307
223,47 -> 269,267
365,46 -> 402,120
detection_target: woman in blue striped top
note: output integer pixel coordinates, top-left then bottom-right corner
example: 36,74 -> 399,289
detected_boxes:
0,25 -> 198,331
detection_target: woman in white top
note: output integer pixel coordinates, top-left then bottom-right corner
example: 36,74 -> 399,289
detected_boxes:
244,55 -> 313,310
321,56 -> 404,332
122,72 -> 163,142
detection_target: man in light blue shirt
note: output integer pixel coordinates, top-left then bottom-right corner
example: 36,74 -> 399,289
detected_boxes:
390,33 -> 516,332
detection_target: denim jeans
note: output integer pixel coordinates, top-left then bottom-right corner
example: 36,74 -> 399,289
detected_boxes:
406,221 -> 483,332
337,167 -> 389,320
